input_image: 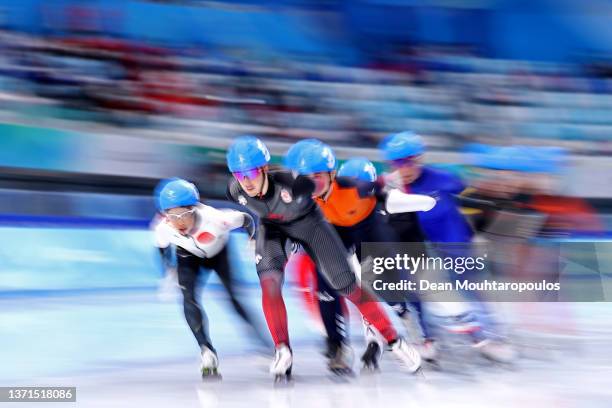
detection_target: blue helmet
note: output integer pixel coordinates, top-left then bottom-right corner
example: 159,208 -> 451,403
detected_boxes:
284,139 -> 323,171
338,157 -> 377,182
379,131 -> 425,161
226,135 -> 271,173
294,141 -> 336,175
156,178 -> 200,211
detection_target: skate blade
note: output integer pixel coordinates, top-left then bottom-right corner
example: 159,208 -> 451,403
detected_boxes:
360,363 -> 380,375
481,355 -> 518,370
412,366 -> 427,379
201,371 -> 222,382
328,368 -> 355,381
273,374 -> 294,387
423,359 -> 443,371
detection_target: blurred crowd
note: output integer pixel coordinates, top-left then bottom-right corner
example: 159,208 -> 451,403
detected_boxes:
1,28 -> 611,155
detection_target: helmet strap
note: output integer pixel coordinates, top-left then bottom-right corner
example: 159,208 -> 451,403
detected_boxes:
188,211 -> 200,235
257,167 -> 269,198
321,172 -> 334,201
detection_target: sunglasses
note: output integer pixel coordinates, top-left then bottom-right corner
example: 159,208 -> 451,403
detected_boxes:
166,208 -> 196,221
390,156 -> 420,169
233,168 -> 261,181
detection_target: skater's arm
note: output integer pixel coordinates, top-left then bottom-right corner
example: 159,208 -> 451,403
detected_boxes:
240,212 -> 256,239
359,175 -> 436,213
226,178 -> 240,203
385,189 -> 436,214
152,215 -> 173,249
336,176 -> 378,199
152,219 -> 175,277
292,175 -> 316,198
219,209 -> 256,239
157,246 -> 175,277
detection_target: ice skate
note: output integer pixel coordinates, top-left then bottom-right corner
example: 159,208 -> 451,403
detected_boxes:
327,341 -> 354,376
474,339 -> 517,364
270,344 -> 293,385
398,312 -> 438,363
390,337 -> 422,374
361,340 -> 383,372
200,346 -> 221,380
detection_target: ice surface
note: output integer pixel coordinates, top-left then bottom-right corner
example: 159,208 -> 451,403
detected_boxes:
2,289 -> 611,408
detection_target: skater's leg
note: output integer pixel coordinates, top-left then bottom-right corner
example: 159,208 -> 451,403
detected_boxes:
368,218 -> 434,344
344,286 -> 397,343
288,247 -> 322,325
315,270 -> 354,374
260,272 -> 288,347
315,268 -> 347,347
339,213 -> 421,344
176,247 -> 214,351
287,213 -> 420,373
288,215 -> 399,344
210,247 -> 251,321
393,301 -> 438,362
406,301 -> 432,340
256,223 -> 290,347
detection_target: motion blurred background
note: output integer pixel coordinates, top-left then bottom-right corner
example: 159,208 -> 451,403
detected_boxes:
0,0 -> 611,405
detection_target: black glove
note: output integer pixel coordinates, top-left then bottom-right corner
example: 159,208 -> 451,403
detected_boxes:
242,212 -> 256,240
292,175 -> 316,198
